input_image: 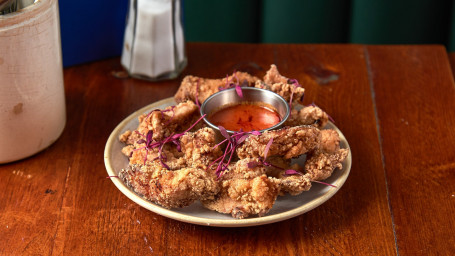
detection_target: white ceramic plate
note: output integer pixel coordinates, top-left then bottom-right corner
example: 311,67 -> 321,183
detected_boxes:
104,98 -> 352,227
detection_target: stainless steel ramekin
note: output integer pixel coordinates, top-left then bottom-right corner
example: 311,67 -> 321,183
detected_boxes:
200,87 -> 290,134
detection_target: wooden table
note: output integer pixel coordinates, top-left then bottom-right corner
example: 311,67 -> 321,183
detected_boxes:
1,43 -> 454,255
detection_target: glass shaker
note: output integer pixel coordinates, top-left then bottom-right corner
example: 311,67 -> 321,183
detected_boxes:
121,0 -> 187,81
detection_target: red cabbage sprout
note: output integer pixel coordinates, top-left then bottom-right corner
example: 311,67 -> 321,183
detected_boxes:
287,78 -> 302,109
208,127 -> 261,178
144,106 -> 176,126
133,114 -> 207,168
218,71 -> 244,98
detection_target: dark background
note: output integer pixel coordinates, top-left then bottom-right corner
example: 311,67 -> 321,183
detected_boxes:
59,0 -> 455,67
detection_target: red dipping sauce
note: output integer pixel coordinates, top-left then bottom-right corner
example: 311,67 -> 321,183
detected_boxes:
208,103 -> 281,132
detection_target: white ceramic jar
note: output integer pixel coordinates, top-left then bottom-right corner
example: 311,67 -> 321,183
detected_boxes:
0,0 -> 66,163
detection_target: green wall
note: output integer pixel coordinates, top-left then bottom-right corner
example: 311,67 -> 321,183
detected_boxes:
184,0 -> 455,50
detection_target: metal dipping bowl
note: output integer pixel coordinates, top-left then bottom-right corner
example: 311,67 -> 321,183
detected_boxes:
200,87 -> 290,134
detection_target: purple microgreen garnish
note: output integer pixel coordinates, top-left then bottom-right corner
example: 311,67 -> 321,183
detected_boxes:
219,74 -> 232,91
144,107 -> 176,126
158,134 -> 172,170
145,109 -> 158,120
288,79 -> 301,87
289,90 -> 294,109
263,138 -> 273,160
207,127 -> 261,179
162,106 -> 176,126
133,114 -> 207,168
212,138 -> 228,150
250,130 -> 261,136
247,161 -> 261,168
218,126 -> 231,141
287,79 -> 301,109
312,180 -> 337,188
184,114 -> 206,133
146,130 -> 153,147
236,134 -> 249,144
235,84 -> 243,98
171,139 -> 181,152
246,138 -> 278,169
218,71 -> 244,97
283,169 -> 302,176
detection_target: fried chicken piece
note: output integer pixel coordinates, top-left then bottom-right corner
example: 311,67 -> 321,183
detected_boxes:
120,163 -> 219,209
119,101 -> 212,169
284,105 -> 329,129
255,158 -> 312,196
320,129 -> 341,153
136,101 -> 200,141
119,130 -> 133,144
257,64 -> 305,105
202,159 -> 280,218
255,80 -> 305,105
264,129 -> 347,194
123,125 -> 221,170
304,129 -> 349,181
127,144 -> 186,170
119,101 -> 200,149
179,127 -> 223,169
273,172 -> 313,196
263,64 -> 289,84
304,150 -> 348,181
262,156 -> 291,178
236,125 -> 321,159
174,72 -> 259,104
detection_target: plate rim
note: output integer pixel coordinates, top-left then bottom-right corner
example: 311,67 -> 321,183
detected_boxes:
104,97 -> 352,227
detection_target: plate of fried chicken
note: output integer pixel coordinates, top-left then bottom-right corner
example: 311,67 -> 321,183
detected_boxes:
104,65 -> 351,227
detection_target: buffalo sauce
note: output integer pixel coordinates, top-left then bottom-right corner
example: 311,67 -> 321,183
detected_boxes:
208,102 -> 281,132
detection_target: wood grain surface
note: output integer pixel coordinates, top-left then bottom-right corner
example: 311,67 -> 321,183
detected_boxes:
0,43 -> 454,255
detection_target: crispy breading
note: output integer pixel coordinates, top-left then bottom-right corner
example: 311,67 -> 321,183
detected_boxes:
127,144 -> 186,169
304,129 -> 348,181
179,127 -> 222,169
202,159 -> 280,218
284,105 -> 329,128
263,64 -> 289,84
273,173 -> 313,196
137,101 -> 200,141
257,64 -> 305,105
236,125 -> 321,159
320,129 -> 341,153
304,149 -> 348,181
174,72 -> 259,104
120,163 -> 219,209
